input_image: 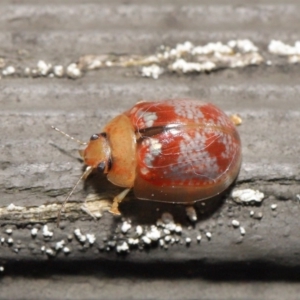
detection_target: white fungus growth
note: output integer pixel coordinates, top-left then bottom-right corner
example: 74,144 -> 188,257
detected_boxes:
136,225 -> 143,236
231,188 -> 265,204
121,221 -> 132,233
0,266 -> 4,272
159,239 -> 165,247
268,40 -> 300,56
55,240 -> 65,251
146,227 -> 161,241
86,233 -> 96,245
232,220 -> 240,228
43,225 -> 53,238
2,66 -> 16,76
66,63 -> 82,79
74,228 -> 86,243
7,203 -> 24,211
141,64 -> 164,79
206,232 -> 212,240
46,248 -> 55,257
63,247 -> 71,254
53,65 -> 64,77
116,241 -> 129,253
197,235 -> 202,243
127,238 -> 139,246
174,225 -> 182,234
164,235 -> 171,243
7,237 -> 13,245
271,204 -> 277,210
5,228 -> 13,235
0,237 -> 5,244
185,237 -> 191,244
141,236 -> 152,245
37,60 -> 52,76
163,229 -> 171,235
240,227 -> 246,236
31,228 -> 38,237
165,223 -> 176,232
41,246 -> 46,252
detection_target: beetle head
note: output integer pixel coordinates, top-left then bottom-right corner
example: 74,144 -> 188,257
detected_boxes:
80,132 -> 111,174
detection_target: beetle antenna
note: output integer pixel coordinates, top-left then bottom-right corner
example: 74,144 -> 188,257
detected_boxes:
57,166 -> 93,226
51,125 -> 87,145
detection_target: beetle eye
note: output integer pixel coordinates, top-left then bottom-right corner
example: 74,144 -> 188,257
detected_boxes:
90,134 -> 99,141
97,161 -> 106,173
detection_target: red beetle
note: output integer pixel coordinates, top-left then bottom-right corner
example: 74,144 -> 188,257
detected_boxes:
54,99 -> 241,220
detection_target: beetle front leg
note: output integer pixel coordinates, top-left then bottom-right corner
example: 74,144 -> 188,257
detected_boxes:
110,188 -> 131,215
186,205 -> 198,222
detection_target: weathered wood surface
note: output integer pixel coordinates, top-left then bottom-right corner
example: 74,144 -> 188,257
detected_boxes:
1,1 -> 300,299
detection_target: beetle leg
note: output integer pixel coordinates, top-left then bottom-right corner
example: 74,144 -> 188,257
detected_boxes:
186,205 -> 198,222
110,188 -> 131,215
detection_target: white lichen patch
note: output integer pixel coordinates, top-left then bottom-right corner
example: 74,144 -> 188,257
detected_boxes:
231,188 -> 265,204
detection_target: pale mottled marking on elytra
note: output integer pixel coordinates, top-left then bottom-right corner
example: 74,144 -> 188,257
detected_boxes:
136,109 -> 158,128
220,133 -> 234,159
143,137 -> 162,167
165,132 -> 219,185
140,167 -> 149,175
165,125 -> 181,136
172,100 -> 204,121
175,130 -> 219,181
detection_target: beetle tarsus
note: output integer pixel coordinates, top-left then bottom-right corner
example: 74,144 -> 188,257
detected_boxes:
186,205 -> 198,222
110,188 -> 131,215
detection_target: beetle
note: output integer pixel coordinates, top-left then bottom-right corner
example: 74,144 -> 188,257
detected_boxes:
53,99 -> 241,221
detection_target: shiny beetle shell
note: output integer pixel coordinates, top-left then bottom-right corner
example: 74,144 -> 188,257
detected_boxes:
81,99 -> 242,212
